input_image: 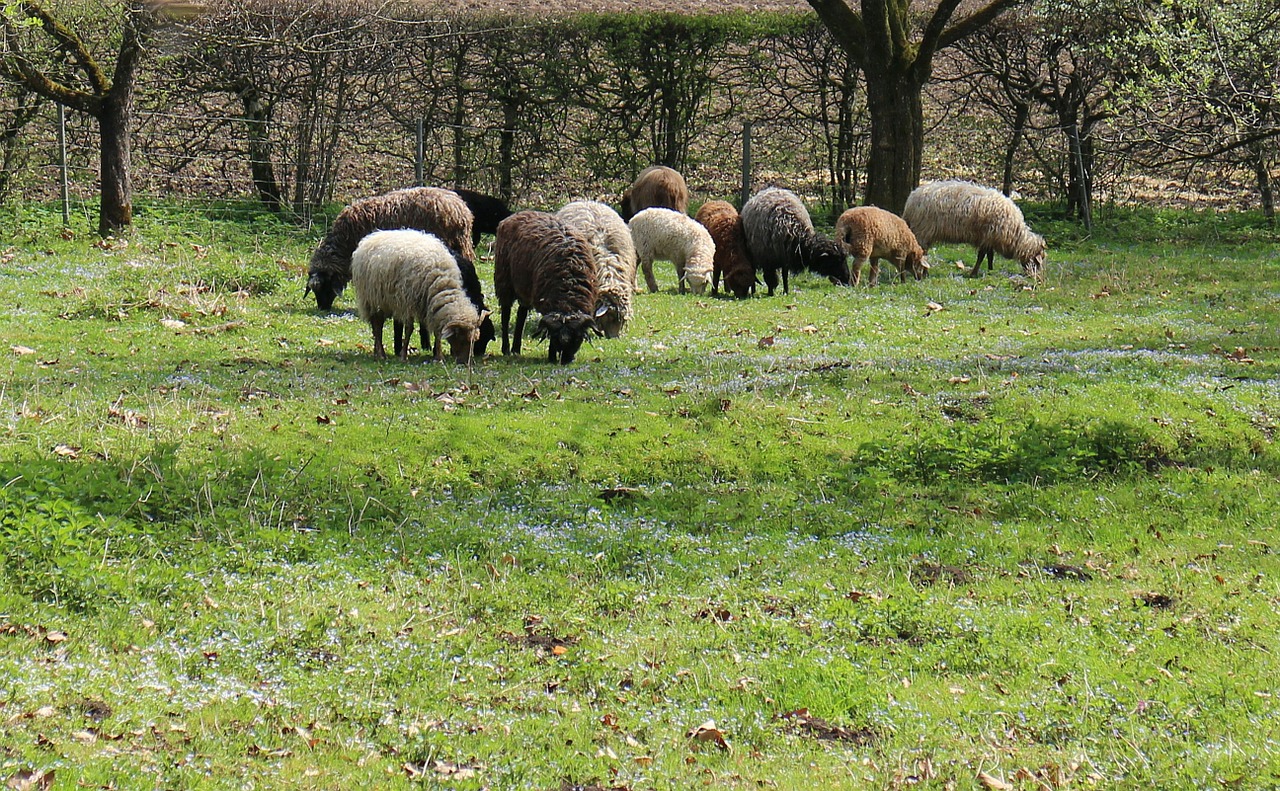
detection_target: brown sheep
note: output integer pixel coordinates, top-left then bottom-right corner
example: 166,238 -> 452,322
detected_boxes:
835,207 -> 929,286
695,200 -> 755,298
493,211 -> 600,365
619,165 -> 690,221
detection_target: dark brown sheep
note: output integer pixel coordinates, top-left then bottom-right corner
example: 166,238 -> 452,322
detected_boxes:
493,211 -> 600,365
695,200 -> 755,299
619,165 -> 690,221
306,187 -> 475,311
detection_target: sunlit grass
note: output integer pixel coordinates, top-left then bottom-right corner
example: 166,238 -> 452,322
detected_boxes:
1,202 -> 1278,788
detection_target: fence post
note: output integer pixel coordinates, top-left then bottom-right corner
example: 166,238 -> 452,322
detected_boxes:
415,117 -> 425,187
57,104 -> 70,226
740,121 -> 752,208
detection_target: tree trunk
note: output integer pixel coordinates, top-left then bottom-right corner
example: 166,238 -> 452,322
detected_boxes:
1002,102 -> 1028,196
863,68 -> 924,213
97,95 -> 133,236
239,85 -> 282,214
498,98 -> 518,204
1253,143 -> 1275,223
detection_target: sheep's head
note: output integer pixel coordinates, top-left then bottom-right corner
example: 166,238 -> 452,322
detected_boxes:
805,236 -> 851,286
903,248 -> 930,281
533,311 -> 598,364
684,267 -> 711,296
1021,235 -> 1047,279
475,311 -> 496,358
724,267 -> 756,299
305,249 -> 347,310
442,322 -> 480,362
593,299 -> 625,339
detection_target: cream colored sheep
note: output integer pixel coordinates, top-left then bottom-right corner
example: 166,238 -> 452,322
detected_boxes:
628,207 -> 714,295
557,200 -> 638,338
902,180 -> 1046,278
350,229 -> 486,363
835,207 -> 929,286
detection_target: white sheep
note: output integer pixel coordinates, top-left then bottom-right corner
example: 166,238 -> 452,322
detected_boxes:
902,180 -> 1046,278
835,206 -> 929,286
556,200 -> 638,338
628,207 -> 714,295
350,229 -> 487,363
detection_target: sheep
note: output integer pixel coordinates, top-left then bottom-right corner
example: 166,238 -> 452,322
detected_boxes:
694,200 -> 755,298
306,186 -> 475,311
493,211 -> 601,364
350,229 -> 487,363
556,200 -> 638,339
901,180 -> 1046,278
835,206 -> 929,286
740,187 -> 851,295
628,207 -> 715,296
452,187 -> 513,249
619,165 -> 689,221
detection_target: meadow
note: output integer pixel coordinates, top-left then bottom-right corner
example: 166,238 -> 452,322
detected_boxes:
1,201 -> 1278,789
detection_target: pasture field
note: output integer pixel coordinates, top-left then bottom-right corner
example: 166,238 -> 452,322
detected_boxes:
1,201 -> 1279,789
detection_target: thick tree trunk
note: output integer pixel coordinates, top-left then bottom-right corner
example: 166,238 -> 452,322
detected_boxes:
97,95 -> 133,236
863,69 -> 924,213
1253,143 -> 1275,223
1002,102 -> 1028,196
239,86 -> 282,214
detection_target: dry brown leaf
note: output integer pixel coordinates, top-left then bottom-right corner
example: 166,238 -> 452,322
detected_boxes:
687,720 -> 730,752
52,445 -> 79,459
43,631 -> 67,644
160,318 -> 186,330
11,345 -> 36,356
977,770 -> 1014,790
4,768 -> 55,791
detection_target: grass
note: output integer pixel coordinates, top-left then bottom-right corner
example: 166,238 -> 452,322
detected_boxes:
1,199 -> 1279,789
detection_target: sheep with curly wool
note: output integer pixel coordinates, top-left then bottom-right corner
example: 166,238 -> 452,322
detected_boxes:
350,229 -> 487,363
740,187 -> 850,295
557,200 -> 638,339
694,200 -> 755,299
452,187 -> 513,248
306,186 -> 475,311
493,211 -> 600,365
628,207 -> 714,296
619,166 -> 690,221
902,180 -> 1045,278
835,206 -> 929,286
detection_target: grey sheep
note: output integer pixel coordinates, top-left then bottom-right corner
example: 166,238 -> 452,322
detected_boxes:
557,200 -> 638,339
619,165 -> 690,221
835,206 -> 929,286
350,229 -> 487,363
740,187 -> 850,295
902,180 -> 1046,278
695,200 -> 755,299
306,187 -> 475,311
493,211 -> 601,365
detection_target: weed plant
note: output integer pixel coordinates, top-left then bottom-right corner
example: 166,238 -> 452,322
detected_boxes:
0,202 -> 1278,788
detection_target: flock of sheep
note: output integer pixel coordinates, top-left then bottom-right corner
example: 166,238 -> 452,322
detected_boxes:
305,167 -> 1047,365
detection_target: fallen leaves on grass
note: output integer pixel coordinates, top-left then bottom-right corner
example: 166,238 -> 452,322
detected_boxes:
11,345 -> 36,356
977,770 -> 1014,790
3,768 -> 55,791
686,720 -> 730,752
757,335 -> 775,349
52,444 -> 80,459
599,486 -> 640,503
778,709 -> 877,745
1133,591 -> 1175,609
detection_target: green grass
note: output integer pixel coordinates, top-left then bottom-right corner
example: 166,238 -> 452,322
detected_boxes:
1,200 -> 1279,789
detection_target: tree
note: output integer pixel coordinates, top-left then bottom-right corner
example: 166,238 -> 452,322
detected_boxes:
1,0 -> 160,235
805,0 -> 1028,212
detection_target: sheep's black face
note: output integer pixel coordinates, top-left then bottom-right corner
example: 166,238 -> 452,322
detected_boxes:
538,314 -> 593,364
474,314 -> 496,357
306,272 -> 345,310
725,269 -> 756,299
806,238 -> 851,285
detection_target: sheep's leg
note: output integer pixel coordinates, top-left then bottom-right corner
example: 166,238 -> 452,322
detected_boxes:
851,258 -> 864,287
966,253 -> 985,278
419,323 -> 430,356
642,257 -> 660,293
982,248 -> 995,271
370,314 -> 387,359
868,259 -> 881,287
676,258 -> 687,295
781,267 -> 790,295
500,301 -> 513,355
432,333 -> 444,362
512,305 -> 528,356
712,264 -> 721,296
397,320 -> 413,362
762,266 -> 779,297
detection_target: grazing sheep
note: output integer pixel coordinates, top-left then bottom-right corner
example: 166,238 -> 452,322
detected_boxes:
619,165 -> 689,221
835,207 -> 929,286
350,229 -> 487,363
628,207 -> 715,296
694,200 -> 755,298
493,211 -> 600,364
307,186 -> 475,310
452,187 -> 513,248
557,200 -> 638,339
902,180 -> 1046,278
740,187 -> 850,295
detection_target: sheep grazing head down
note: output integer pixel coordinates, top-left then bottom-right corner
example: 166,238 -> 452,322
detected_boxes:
306,251 -> 345,311
443,321 -> 483,362
534,311 -> 598,364
904,250 -> 930,281
804,237 -> 852,286
475,314 -> 497,358
594,299 -> 625,340
1023,236 -> 1047,279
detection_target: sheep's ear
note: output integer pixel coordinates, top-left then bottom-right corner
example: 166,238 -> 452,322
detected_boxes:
920,257 -> 931,271
304,273 -> 320,297
594,303 -> 609,318
478,309 -> 492,322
